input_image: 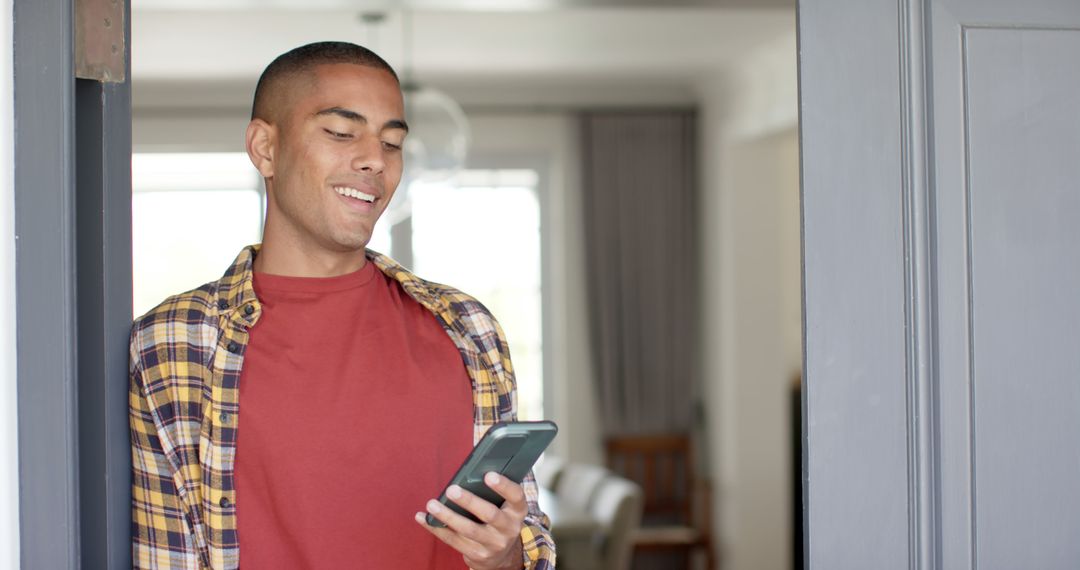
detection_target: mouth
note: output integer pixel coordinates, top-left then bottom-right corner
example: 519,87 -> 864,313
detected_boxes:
333,185 -> 377,204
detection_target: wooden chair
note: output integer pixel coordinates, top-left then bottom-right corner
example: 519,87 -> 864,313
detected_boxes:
605,433 -> 715,570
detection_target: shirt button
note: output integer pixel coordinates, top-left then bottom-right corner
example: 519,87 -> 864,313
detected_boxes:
226,341 -> 239,353
218,299 -> 229,310
219,497 -> 231,508
244,304 -> 255,316
219,413 -> 230,424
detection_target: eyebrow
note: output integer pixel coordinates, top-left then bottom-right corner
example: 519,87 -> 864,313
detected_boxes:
315,106 -> 409,133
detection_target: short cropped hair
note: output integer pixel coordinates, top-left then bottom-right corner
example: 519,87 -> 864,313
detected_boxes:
251,41 -> 399,121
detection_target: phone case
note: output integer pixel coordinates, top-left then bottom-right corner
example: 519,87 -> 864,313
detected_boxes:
426,420 -> 558,527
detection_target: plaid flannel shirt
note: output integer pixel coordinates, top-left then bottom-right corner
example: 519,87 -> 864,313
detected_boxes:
130,245 -> 555,569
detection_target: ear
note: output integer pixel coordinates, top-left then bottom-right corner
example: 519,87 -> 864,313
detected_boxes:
245,118 -> 276,179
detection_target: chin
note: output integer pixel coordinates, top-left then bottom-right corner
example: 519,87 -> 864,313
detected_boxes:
334,235 -> 371,252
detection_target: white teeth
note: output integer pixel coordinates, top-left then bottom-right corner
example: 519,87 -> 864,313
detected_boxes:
334,186 -> 375,203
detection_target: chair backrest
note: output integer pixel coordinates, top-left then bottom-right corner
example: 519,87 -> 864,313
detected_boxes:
604,433 -> 694,527
532,454 -> 567,491
555,463 -> 610,510
588,476 -> 644,570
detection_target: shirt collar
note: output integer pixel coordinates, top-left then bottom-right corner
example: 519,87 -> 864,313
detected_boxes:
213,245 -> 446,322
366,248 -> 446,313
215,245 -> 261,323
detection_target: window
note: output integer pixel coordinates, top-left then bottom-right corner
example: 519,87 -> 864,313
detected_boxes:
407,169 -> 545,420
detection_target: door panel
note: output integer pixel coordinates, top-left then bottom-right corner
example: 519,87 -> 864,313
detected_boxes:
965,27 -> 1080,569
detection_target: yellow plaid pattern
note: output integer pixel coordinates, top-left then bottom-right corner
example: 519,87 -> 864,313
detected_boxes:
130,245 -> 555,569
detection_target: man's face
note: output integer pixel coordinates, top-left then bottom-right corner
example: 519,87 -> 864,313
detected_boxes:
258,63 -> 407,256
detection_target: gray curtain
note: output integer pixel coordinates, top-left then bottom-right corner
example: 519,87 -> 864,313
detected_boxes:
580,111 -> 698,436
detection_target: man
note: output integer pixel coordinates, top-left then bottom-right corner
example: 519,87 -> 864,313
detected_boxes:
129,41 -> 555,569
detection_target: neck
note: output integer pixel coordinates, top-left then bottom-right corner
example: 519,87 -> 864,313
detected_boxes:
254,234 -> 368,277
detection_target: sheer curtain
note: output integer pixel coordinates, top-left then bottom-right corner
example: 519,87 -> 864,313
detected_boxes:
580,110 -> 698,435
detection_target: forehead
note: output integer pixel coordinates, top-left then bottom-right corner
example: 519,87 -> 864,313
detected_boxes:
296,63 -> 403,116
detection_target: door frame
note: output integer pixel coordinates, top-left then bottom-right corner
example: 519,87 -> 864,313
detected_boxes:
14,0 -> 132,566
798,0 -> 936,567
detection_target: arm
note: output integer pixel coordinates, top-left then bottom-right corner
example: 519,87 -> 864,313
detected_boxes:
130,349 -> 200,569
418,310 -> 556,569
492,319 -> 555,569
518,470 -> 555,570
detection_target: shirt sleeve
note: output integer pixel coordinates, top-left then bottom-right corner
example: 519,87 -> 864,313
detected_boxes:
130,340 -> 201,570
519,472 -> 556,569
489,319 -> 557,569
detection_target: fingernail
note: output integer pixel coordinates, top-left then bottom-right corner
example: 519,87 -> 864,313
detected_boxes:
427,500 -> 442,513
487,472 -> 501,485
447,485 -> 462,499
414,512 -> 426,524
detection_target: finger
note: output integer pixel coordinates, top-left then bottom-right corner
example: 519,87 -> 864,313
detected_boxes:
412,511 -> 486,557
484,472 -> 526,502
444,485 -> 505,527
415,511 -> 496,564
422,496 -> 493,541
483,472 -> 528,521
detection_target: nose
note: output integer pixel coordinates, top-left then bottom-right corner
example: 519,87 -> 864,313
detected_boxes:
350,136 -> 385,174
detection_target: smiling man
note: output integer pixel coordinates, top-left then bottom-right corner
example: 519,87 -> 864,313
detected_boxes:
129,42 -> 555,570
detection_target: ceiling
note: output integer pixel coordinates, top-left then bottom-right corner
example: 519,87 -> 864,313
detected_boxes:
135,0 -> 793,10
132,1 -> 795,109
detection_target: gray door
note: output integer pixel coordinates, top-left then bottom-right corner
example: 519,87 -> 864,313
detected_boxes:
800,0 -> 1080,568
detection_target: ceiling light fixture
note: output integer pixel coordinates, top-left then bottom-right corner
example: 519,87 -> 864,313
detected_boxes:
359,10 -> 471,223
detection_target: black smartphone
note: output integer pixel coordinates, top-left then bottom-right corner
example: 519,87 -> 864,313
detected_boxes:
426,420 -> 558,527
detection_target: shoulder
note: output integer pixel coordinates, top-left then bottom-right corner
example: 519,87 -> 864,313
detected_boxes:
130,246 -> 258,371
129,281 -> 222,370
132,282 -> 219,334
369,250 -> 501,333
428,281 -> 500,330
367,249 -> 509,350
414,280 -> 515,385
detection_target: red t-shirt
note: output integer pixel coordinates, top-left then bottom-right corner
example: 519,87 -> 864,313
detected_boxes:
235,261 -> 473,569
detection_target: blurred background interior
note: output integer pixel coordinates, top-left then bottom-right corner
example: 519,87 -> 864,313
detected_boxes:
131,0 -> 801,568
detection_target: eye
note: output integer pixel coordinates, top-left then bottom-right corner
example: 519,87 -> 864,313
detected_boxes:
382,141 -> 403,152
323,128 -> 353,140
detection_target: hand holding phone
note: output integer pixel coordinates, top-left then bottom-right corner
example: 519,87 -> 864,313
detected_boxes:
425,420 -> 558,527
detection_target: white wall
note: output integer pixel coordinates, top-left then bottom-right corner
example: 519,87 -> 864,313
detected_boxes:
1,0 -> 21,563
697,30 -> 800,570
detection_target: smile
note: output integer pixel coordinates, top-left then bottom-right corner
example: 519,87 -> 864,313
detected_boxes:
333,186 -> 376,203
